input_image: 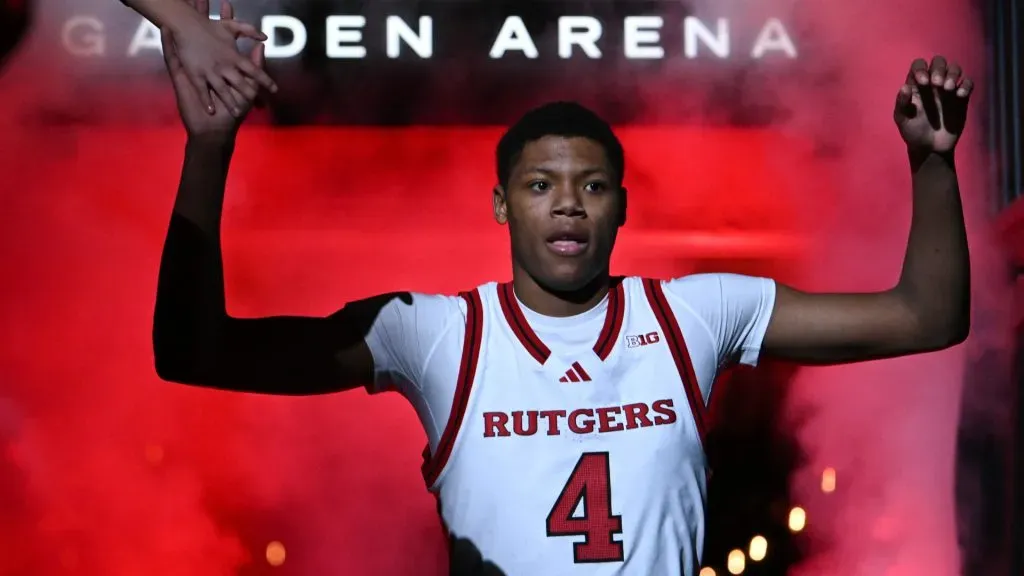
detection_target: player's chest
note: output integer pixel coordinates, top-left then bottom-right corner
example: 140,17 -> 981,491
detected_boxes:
467,340 -> 694,446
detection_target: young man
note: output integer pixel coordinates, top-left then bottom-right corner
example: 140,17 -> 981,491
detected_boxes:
152,7 -> 974,575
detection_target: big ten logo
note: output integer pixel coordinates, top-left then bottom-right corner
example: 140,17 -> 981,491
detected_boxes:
624,332 -> 660,348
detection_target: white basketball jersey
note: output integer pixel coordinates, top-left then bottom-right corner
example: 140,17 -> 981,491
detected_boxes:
420,277 -> 711,575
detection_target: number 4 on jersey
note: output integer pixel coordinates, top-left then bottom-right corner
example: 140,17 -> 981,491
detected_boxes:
546,452 -> 625,563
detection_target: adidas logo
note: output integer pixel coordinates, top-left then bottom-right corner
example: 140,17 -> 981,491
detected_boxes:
558,362 -> 592,383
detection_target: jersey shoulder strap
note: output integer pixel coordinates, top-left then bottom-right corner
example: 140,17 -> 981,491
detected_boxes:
639,278 -> 708,444
420,287 -> 485,487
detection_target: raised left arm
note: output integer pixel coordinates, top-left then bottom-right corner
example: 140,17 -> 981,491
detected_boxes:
763,56 -> 973,364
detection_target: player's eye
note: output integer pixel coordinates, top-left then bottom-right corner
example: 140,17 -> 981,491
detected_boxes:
529,180 -> 550,192
583,181 -> 607,193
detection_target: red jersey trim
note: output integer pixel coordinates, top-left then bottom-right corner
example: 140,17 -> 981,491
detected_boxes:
642,278 -> 708,445
497,282 -> 551,363
593,279 -> 625,360
421,289 -> 484,487
497,279 -> 625,365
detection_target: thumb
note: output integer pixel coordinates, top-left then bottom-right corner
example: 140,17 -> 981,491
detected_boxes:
893,84 -> 915,121
220,0 -> 234,21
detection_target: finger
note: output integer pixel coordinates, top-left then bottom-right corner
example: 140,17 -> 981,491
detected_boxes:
222,67 -> 259,101
958,78 -> 974,99
187,71 -> 216,114
228,85 -> 252,116
236,53 -> 277,92
905,70 -> 920,95
220,0 -> 234,21
208,74 -> 243,116
206,89 -> 237,118
196,0 -> 209,17
895,84 -> 914,110
943,74 -> 971,135
944,62 -> 962,91
222,20 -> 268,42
909,58 -> 929,85
252,45 -> 268,108
252,41 -> 266,70
894,83 -> 917,121
929,55 -> 948,87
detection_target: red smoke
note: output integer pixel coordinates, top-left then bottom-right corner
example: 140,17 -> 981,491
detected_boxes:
748,2 -> 1009,575
0,117 -> 816,575
0,1 -> 1007,576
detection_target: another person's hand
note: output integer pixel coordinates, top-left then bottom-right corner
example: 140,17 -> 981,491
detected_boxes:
894,55 -> 974,154
163,16 -> 264,140
171,0 -> 276,117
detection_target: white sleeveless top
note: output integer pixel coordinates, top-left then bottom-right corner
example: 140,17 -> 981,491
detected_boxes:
422,277 -> 714,575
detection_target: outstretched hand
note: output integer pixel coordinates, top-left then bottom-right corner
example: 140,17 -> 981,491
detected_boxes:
170,0 -> 276,116
163,4 -> 265,139
894,56 -> 974,154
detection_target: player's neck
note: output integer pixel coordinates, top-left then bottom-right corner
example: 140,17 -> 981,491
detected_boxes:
512,270 -> 610,318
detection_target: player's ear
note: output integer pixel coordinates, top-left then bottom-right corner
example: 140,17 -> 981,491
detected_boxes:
617,186 -> 628,228
493,185 -> 508,225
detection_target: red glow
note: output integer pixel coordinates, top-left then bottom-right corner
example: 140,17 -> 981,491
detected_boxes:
0,2 -> 1008,568
0,125 -> 812,575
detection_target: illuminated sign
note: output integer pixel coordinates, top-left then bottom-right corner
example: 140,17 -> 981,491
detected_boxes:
52,1 -> 801,125
62,13 -> 796,61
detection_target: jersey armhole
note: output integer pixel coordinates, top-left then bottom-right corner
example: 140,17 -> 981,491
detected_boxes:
641,278 -> 709,447
420,288 -> 485,489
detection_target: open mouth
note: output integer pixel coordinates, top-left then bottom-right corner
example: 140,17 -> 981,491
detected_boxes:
545,231 -> 589,256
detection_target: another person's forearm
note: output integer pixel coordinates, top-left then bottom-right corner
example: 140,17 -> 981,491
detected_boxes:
895,151 -> 970,342
153,136 -> 235,381
121,0 -> 198,31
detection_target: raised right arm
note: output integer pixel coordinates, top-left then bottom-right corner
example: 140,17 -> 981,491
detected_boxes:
153,135 -> 405,394
152,17 -> 401,395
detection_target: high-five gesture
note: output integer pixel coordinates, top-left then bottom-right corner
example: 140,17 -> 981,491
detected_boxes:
162,1 -> 265,138
122,0 -> 276,114
172,0 -> 275,116
894,56 -> 974,154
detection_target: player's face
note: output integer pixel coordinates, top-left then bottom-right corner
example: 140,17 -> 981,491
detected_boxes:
494,136 -> 625,293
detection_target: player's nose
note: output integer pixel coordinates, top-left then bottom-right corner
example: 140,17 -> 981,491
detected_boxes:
549,183 -> 585,218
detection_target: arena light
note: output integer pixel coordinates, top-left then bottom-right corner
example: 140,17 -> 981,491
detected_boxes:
788,507 -> 807,533
266,541 -> 286,567
749,535 -> 767,561
699,568 -> 716,576
727,549 -> 745,574
821,467 -> 836,493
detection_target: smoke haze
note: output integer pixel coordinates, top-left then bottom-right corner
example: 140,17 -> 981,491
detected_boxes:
0,1 -> 1010,575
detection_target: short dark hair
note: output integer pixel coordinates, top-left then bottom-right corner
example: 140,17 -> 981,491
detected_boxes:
496,101 -> 625,189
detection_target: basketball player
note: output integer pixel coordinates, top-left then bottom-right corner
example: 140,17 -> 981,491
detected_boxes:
152,6 -> 974,575
121,0 -> 276,114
